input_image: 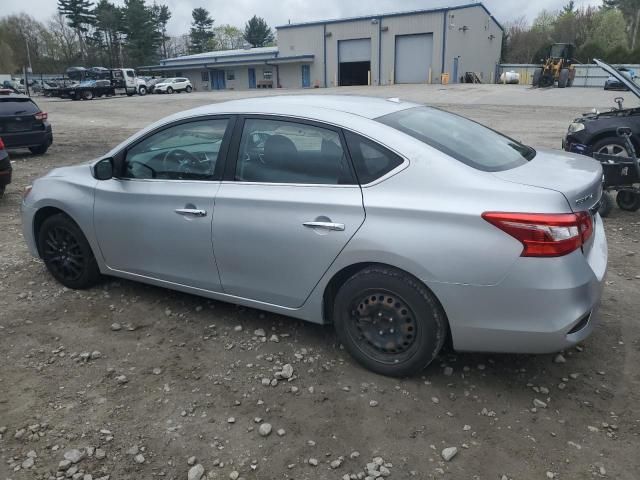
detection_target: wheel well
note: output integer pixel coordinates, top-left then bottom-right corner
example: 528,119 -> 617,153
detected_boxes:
32,206 -> 66,255
322,262 -> 453,348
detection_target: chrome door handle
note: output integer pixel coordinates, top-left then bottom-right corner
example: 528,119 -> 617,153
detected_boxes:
175,208 -> 207,217
303,221 -> 345,231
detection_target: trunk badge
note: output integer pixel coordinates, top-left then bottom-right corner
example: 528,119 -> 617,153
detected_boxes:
575,193 -> 594,205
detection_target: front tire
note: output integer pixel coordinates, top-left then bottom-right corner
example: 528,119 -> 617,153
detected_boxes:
138,86 -> 147,96
167,86 -> 174,94
185,85 -> 192,93
38,213 -> 101,289
558,68 -> 569,88
532,68 -> 542,87
333,266 -> 447,377
616,190 -> 640,211
593,137 -> 632,157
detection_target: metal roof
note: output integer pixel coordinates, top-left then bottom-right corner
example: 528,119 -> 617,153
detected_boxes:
276,2 -> 503,32
138,54 -> 314,72
159,46 -> 279,66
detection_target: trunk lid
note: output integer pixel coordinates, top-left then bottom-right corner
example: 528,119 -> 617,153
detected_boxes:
492,148 -> 603,214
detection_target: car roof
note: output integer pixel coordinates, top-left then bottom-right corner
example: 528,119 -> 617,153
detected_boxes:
181,95 -> 420,120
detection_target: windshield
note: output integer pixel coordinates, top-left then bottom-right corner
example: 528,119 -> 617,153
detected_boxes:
377,106 -> 535,172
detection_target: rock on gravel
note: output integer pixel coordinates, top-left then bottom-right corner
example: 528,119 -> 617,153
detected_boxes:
441,447 -> 458,461
64,449 -> 85,464
188,464 -> 205,480
553,353 -> 567,364
258,423 -> 272,437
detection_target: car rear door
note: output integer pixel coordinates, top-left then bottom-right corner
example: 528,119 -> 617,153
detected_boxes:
93,116 -> 234,291
212,116 -> 365,308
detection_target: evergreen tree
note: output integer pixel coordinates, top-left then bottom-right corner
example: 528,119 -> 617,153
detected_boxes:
151,3 -> 171,58
57,0 -> 95,60
243,15 -> 274,47
121,0 -> 159,67
93,0 -> 123,67
190,8 -> 214,54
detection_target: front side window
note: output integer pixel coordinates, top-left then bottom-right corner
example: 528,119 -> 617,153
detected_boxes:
201,71 -> 209,82
124,119 -> 229,180
126,70 -> 134,78
236,118 -> 354,185
377,106 -> 535,172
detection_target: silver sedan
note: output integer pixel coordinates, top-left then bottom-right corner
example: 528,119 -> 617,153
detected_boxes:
21,96 -> 607,376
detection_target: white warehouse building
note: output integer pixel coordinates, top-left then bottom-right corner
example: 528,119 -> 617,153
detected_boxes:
140,2 -> 503,90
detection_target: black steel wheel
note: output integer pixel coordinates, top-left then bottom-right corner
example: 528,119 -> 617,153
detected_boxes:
333,266 -> 447,377
616,190 -> 640,212
38,213 -> 101,289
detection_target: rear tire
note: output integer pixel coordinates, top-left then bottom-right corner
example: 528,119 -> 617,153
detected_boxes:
82,90 -> 94,100
38,213 -> 101,289
29,142 -> 49,155
616,190 -> 640,212
333,266 -> 447,377
558,68 -> 569,88
532,68 -> 542,87
599,192 -> 613,218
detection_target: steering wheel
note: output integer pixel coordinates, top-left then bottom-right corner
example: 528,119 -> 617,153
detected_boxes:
162,149 -> 204,176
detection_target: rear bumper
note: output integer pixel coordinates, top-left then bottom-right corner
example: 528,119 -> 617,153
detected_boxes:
433,214 -> 608,354
3,124 -> 52,149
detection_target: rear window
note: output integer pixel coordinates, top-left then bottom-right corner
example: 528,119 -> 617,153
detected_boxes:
377,106 -> 535,172
0,98 -> 40,115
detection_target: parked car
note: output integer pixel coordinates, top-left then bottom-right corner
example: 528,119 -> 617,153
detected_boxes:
153,77 -> 192,94
0,137 -> 11,197
21,95 -> 606,376
140,76 -> 165,94
2,80 -> 25,94
0,90 -> 52,154
603,67 -> 637,90
564,60 -> 640,158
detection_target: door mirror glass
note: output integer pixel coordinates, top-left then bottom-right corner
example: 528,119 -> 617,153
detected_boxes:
94,157 -> 114,180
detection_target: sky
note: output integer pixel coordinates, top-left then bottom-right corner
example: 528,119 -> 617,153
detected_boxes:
4,0 -> 603,36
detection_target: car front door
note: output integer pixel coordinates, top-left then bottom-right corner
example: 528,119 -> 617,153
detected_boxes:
93,117 -> 233,291
213,116 -> 365,308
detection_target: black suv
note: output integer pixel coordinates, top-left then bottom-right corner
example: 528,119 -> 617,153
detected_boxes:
563,59 -> 640,157
0,90 -> 52,155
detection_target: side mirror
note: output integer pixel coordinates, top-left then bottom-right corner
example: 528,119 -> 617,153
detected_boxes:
93,157 -> 114,180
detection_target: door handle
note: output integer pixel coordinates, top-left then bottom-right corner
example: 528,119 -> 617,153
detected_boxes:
175,208 -> 207,217
303,221 -> 345,231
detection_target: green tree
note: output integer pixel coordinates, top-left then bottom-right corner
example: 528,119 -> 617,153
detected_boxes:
151,3 -> 171,58
562,1 -> 576,14
243,15 -> 274,47
604,0 -> 640,49
93,0 -> 123,67
190,7 -> 214,54
57,0 -> 95,60
121,0 -> 159,67
591,8 -> 628,51
213,24 -> 244,50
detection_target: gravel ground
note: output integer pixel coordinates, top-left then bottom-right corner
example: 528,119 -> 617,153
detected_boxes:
1,85 -> 639,480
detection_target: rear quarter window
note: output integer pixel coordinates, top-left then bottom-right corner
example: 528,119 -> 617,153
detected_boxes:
0,99 -> 40,115
344,131 -> 404,184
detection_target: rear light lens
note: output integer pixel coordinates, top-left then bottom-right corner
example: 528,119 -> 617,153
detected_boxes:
0,137 -> 4,150
35,112 -> 48,121
482,212 -> 594,257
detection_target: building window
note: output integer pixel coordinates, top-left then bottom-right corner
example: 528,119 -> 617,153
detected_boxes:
201,71 -> 209,82
263,70 -> 273,80
227,71 -> 235,81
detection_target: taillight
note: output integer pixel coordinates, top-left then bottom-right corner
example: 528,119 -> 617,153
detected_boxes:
35,112 -> 47,121
482,212 -> 594,257
0,137 -> 4,150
